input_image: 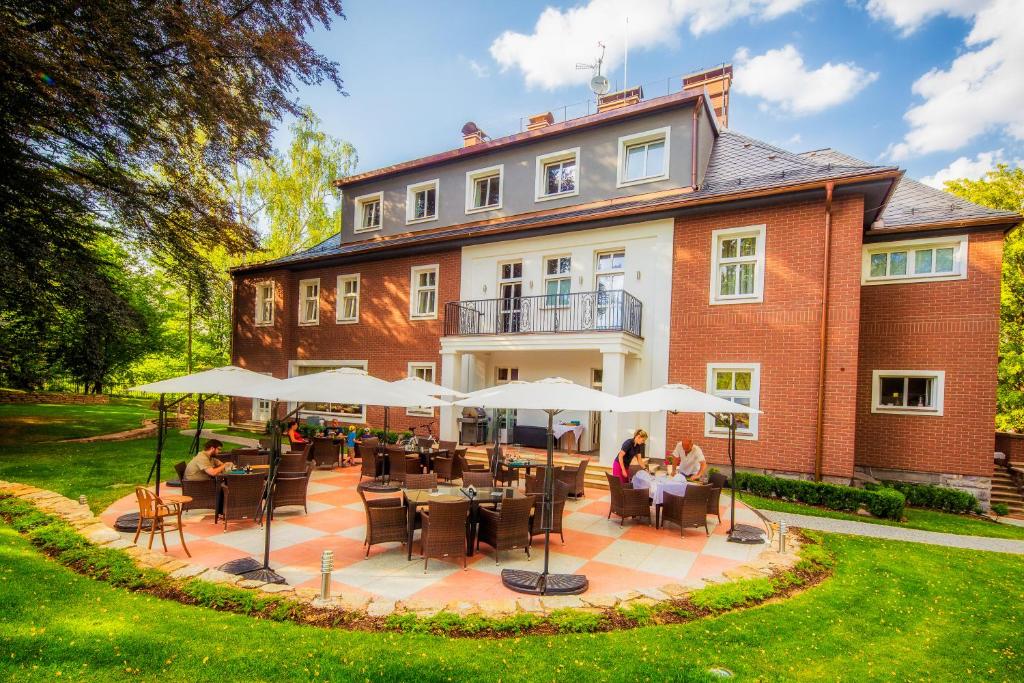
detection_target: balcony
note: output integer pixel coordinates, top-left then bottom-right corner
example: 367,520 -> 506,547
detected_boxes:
443,290 -> 642,338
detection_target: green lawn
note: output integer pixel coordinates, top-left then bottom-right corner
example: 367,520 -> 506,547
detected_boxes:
0,398 -> 155,446
0,523 -> 1020,681
738,491 -> 1024,541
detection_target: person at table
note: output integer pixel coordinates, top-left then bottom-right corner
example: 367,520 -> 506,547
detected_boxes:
286,420 -> 307,446
183,439 -> 232,480
671,438 -> 707,481
613,429 -> 648,483
342,425 -> 358,466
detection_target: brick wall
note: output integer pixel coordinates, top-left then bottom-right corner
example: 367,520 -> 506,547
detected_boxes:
230,250 -> 461,432
665,195 -> 864,480
855,229 -> 1003,478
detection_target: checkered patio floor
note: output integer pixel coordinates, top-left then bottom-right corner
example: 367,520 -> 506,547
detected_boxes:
101,468 -> 768,602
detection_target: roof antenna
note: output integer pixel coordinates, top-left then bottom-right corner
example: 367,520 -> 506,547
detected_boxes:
576,42 -> 609,96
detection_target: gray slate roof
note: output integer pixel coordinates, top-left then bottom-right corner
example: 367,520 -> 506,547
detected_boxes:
799,148 -> 1019,228
250,132 -> 1016,271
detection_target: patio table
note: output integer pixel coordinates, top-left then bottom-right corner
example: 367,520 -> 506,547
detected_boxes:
403,486 -> 525,560
631,471 -> 688,528
552,424 -> 584,455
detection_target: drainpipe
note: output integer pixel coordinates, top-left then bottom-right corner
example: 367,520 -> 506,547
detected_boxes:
814,182 -> 835,482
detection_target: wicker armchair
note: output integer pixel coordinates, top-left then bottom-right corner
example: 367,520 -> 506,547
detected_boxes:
462,471 -> 494,488
477,495 -> 532,564
709,471 -> 728,489
433,456 -> 463,483
528,480 -> 569,544
661,485 -> 711,536
278,452 -> 307,475
271,465 -> 312,517
216,474 -> 267,530
287,442 -> 312,461
707,485 -> 723,523
525,469 -> 561,496
405,473 -> 438,490
357,487 -> 407,558
133,487 -> 189,556
486,447 -> 517,487
358,444 -> 380,480
236,452 -> 269,468
259,437 -> 276,451
566,457 -> 590,498
387,447 -> 420,485
172,461 -> 187,485
438,440 -> 458,452
457,452 -> 485,474
419,499 -> 470,571
179,476 -> 218,512
311,437 -> 341,468
605,473 -> 651,526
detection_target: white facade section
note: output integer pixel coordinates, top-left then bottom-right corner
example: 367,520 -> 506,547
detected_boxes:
441,218 -> 674,466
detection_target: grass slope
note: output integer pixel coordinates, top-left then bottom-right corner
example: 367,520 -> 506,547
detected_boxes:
0,399 -> 154,446
0,524 -> 1021,681
739,491 -> 1024,541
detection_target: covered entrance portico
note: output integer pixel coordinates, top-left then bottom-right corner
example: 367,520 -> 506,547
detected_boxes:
439,332 -> 664,466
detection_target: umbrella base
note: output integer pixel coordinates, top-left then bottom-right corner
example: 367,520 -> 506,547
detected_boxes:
501,569 -> 588,596
241,567 -> 287,585
113,512 -> 151,532
727,523 -> 766,544
218,557 -> 265,575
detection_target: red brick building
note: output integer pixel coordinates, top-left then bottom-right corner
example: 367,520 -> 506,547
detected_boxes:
230,68 -> 1019,506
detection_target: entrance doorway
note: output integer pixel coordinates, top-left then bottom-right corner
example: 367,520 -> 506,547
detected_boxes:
589,367 -> 603,452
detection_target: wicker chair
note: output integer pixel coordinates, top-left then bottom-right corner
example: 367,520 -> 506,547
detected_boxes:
707,485 -> 723,523
179,476 -> 218,512
217,474 -> 267,530
236,452 -> 269,468
661,485 -> 711,536
462,471 -> 494,488
357,487 -> 407,558
477,495 -> 533,564
387,447 -> 419,485
229,447 -> 260,457
486,447 -> 518,487
420,499 -> 470,571
311,437 -> 341,468
605,473 -> 651,526
628,462 -> 643,479
405,473 -> 438,490
566,457 -> 590,498
525,469 -> 561,496
259,437 -> 277,451
528,480 -> 569,544
271,465 -> 312,517
278,451 -> 307,474
438,440 -> 458,453
457,452 -> 485,475
133,487 -> 189,556
709,471 -> 728,489
358,444 -> 380,480
172,461 -> 187,485
434,456 -> 463,483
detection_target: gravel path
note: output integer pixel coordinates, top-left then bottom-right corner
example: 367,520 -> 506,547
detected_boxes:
179,428 -> 260,448
759,510 -> 1024,555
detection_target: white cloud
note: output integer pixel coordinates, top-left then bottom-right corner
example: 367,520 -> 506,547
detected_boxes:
732,45 -> 878,115
920,149 -> 1004,187
489,0 -> 811,90
467,59 -> 490,79
873,0 -> 1024,160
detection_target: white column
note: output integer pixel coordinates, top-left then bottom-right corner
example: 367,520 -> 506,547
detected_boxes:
440,351 -> 460,442
599,351 -> 627,466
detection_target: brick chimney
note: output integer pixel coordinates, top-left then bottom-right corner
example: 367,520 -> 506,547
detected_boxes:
526,112 -> 554,131
461,121 -> 487,147
596,86 -> 643,113
682,64 -> 732,128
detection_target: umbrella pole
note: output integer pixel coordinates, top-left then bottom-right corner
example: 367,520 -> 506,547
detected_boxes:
542,411 -> 554,580
155,393 -> 167,497
189,394 -> 207,457
726,412 -> 766,545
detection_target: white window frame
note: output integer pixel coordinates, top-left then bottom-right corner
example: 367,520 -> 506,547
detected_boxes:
255,281 -> 275,327
616,126 -> 671,188
336,273 -> 360,324
353,191 -> 383,234
543,255 -> 572,308
297,278 -> 320,326
406,179 -> 439,225
709,224 -> 767,305
705,363 -> 760,440
406,362 -> 437,417
410,264 -> 439,320
251,371 -> 274,422
465,164 -> 504,214
871,370 -> 945,416
861,235 -> 968,285
534,147 -> 581,202
287,359 -> 368,422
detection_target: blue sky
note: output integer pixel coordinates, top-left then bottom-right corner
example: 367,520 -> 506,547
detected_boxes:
284,0 -> 1023,188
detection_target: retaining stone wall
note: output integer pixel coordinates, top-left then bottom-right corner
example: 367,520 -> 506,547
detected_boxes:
0,390 -> 109,405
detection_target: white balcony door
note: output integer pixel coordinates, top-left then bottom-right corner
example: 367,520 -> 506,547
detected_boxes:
498,261 -> 523,333
595,250 -> 625,330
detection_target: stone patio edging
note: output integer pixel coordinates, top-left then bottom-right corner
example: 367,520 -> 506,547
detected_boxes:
0,480 -> 804,621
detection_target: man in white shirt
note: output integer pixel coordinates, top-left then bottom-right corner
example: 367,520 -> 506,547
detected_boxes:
671,438 -> 707,481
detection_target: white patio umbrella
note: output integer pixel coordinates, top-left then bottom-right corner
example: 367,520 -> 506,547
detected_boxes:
455,377 -> 618,596
614,384 -> 763,543
390,375 -> 467,399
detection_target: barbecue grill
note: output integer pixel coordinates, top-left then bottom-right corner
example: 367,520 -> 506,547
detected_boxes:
458,407 -> 489,445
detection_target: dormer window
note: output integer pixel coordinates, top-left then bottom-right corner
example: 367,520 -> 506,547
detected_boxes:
617,127 -> 670,187
353,192 -> 382,233
407,180 -> 439,224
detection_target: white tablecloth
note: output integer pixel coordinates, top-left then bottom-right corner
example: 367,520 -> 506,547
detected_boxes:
552,424 -> 584,440
631,470 -> 688,505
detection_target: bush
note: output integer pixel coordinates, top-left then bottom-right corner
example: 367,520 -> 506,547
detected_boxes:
867,480 -> 977,514
732,472 -> 905,520
992,502 -> 1010,516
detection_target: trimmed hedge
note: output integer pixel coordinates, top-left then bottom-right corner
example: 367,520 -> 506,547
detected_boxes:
866,480 -> 979,514
733,472 -> 905,520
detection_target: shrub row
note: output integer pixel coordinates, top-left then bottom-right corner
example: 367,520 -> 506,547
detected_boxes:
865,480 -> 979,514
733,472 -> 906,520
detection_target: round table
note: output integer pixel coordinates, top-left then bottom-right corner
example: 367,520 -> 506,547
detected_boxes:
357,480 -> 402,494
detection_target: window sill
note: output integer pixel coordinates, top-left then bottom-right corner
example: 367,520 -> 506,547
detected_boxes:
409,313 -> 438,321
871,406 -> 943,417
336,318 -> 359,325
406,410 -> 435,417
616,173 -> 669,189
254,321 -> 274,327
466,203 -> 502,215
535,188 -> 580,203
298,321 -> 320,327
705,428 -> 758,441
353,226 -> 382,234
861,273 -> 966,286
406,215 -> 438,226
709,295 -> 764,306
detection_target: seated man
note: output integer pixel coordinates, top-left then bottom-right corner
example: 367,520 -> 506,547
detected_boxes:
184,439 -> 232,480
671,438 -> 707,481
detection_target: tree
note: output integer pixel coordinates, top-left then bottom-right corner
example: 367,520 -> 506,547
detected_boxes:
944,165 -> 1024,430
246,109 -> 357,258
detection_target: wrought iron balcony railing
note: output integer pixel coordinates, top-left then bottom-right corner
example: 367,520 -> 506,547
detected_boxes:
443,289 -> 642,338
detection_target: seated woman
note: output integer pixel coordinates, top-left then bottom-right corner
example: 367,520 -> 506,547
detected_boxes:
286,420 -> 307,447
613,429 -> 648,483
